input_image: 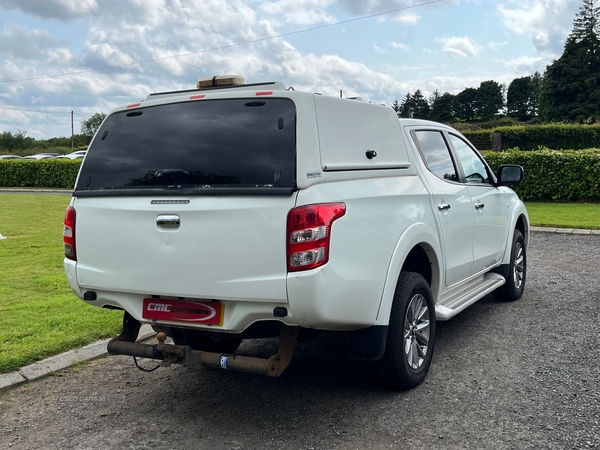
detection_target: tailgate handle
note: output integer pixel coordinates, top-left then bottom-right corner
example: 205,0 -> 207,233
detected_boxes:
157,215 -> 180,228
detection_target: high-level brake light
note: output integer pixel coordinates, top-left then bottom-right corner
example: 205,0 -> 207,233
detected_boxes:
286,203 -> 346,272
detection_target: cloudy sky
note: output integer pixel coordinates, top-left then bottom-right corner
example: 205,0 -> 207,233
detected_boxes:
0,0 -> 582,139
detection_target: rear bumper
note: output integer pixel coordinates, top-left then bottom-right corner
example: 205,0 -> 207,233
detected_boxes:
65,259 -> 382,333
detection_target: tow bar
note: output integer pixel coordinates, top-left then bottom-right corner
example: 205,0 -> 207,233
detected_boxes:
107,312 -> 300,377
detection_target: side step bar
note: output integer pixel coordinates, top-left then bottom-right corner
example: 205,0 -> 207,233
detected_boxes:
107,312 -> 300,377
435,272 -> 505,320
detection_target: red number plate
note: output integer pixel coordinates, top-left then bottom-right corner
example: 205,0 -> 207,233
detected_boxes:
142,299 -> 224,326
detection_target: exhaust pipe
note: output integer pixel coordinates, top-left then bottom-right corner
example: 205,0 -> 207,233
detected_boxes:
107,339 -> 165,360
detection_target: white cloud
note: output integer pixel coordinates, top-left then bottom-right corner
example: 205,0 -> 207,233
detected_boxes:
0,23 -> 69,60
336,0 -> 434,23
393,11 -> 420,26
0,0 -> 98,19
506,55 -> 546,75
373,44 -> 387,54
0,0 -> 421,137
390,42 -> 411,52
489,41 -> 507,51
424,75 -> 501,95
497,1 -> 579,55
0,0 -> 576,139
437,36 -> 481,58
259,0 -> 335,25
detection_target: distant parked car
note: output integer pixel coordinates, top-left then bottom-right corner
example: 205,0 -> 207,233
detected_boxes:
22,153 -> 57,160
56,150 -> 87,160
0,155 -> 23,159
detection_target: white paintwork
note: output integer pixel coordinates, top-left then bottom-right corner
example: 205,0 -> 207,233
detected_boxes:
73,195 -> 297,303
313,95 -> 411,172
420,168 -> 475,285
65,84 -> 529,334
468,184 -> 512,272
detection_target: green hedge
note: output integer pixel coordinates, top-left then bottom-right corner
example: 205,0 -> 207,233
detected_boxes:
2,151 -> 599,202
463,124 -> 600,151
461,130 -> 493,150
0,159 -> 81,189
483,148 -> 600,202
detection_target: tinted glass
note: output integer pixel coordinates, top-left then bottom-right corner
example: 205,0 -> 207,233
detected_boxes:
413,131 -> 458,182
77,98 -> 296,191
448,134 -> 490,184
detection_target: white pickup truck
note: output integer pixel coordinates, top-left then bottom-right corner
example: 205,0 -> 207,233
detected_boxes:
63,76 -> 528,389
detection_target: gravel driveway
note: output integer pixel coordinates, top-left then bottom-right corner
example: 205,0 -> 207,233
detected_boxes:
1,232 -> 599,450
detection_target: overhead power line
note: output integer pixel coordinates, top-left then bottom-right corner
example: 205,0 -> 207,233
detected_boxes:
0,105 -> 72,114
0,0 -> 445,85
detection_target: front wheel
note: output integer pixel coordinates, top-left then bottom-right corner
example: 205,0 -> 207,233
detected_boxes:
377,272 -> 436,390
493,229 -> 526,302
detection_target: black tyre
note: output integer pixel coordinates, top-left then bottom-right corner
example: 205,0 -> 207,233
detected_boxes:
172,329 -> 242,354
493,229 -> 526,302
377,272 -> 436,390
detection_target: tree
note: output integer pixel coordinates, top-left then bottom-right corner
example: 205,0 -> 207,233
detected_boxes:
411,90 -> 430,119
541,0 -> 600,121
475,80 -> 505,121
507,75 -> 542,121
455,88 -> 477,121
507,77 -> 533,121
428,89 -> 442,106
399,90 -> 430,119
391,99 -> 401,117
429,92 -> 456,123
399,92 -> 413,118
530,72 -> 543,117
0,130 -> 33,151
81,112 -> 107,138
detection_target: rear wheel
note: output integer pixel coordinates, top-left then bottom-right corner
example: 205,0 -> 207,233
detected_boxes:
377,272 -> 435,390
493,229 -> 526,302
172,329 -> 242,354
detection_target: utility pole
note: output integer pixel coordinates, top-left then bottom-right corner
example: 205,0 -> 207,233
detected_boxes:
71,111 -> 74,149
340,89 -> 343,98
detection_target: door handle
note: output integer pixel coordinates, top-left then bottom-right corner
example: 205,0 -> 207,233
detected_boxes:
474,203 -> 485,210
156,215 -> 180,228
437,203 -> 451,211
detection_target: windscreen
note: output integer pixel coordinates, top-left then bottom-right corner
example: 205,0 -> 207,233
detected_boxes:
76,98 -> 296,195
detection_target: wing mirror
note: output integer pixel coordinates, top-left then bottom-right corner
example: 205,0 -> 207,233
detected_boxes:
496,164 -> 524,186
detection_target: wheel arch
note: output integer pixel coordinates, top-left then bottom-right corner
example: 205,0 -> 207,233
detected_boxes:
515,213 -> 528,246
374,222 -> 442,326
501,201 -> 530,266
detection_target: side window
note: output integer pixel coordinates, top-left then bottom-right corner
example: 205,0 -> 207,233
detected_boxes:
413,131 -> 458,182
448,134 -> 491,184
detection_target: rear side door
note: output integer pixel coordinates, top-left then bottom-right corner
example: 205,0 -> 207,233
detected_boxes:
447,133 -> 511,272
411,130 -> 475,286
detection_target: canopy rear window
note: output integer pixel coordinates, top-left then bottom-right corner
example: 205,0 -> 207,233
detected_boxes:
76,98 -> 296,196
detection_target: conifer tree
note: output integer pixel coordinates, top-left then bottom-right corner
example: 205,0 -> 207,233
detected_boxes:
541,0 -> 600,121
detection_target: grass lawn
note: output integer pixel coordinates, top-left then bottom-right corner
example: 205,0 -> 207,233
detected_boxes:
0,194 -> 598,374
525,202 -> 600,230
0,194 -> 121,374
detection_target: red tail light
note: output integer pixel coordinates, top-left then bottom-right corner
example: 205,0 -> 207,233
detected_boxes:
286,203 -> 346,272
64,206 -> 77,261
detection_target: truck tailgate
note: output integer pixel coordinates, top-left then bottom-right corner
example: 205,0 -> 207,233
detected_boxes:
73,195 -> 296,302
